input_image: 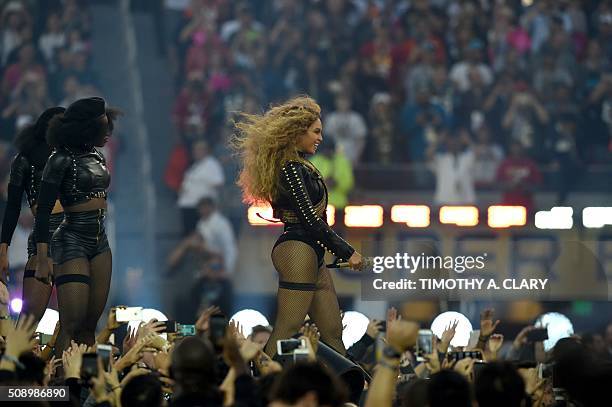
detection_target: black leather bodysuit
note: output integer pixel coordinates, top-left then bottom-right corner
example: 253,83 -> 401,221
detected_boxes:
271,159 -> 354,267
0,152 -> 64,257
35,146 -> 110,264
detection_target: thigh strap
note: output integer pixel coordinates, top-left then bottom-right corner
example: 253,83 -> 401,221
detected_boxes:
55,274 -> 91,286
23,269 -> 36,279
278,281 -> 317,291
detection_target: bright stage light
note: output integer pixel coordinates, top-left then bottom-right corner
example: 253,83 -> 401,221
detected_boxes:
344,205 -> 383,227
10,298 -> 22,313
439,206 -> 479,227
535,207 -> 573,229
326,205 -> 335,226
582,207 -> 612,228
431,311 -> 473,347
391,205 -> 430,227
247,205 -> 281,226
534,312 -> 574,352
341,311 -> 370,348
488,205 -> 527,228
36,308 -> 59,335
230,309 -> 270,337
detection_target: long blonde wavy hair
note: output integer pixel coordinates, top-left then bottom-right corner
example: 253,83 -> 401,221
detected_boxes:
232,95 -> 321,205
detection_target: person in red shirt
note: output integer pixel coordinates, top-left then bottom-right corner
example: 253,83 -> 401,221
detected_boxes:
496,142 -> 542,213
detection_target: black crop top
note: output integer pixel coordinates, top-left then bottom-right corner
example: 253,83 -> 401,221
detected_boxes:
271,160 -> 355,261
0,154 -> 45,244
35,146 -> 110,243
41,147 -> 110,206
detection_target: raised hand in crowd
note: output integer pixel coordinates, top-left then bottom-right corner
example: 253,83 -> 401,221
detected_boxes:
477,308 -> 500,349
487,333 -> 504,361
195,305 -> 221,335
0,314 -> 37,371
439,319 -> 459,353
96,306 -> 127,344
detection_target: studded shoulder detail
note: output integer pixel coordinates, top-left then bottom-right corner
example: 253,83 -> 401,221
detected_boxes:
279,161 -> 355,261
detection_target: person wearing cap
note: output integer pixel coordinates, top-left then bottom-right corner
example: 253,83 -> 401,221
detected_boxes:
0,107 -> 65,325
33,97 -> 121,357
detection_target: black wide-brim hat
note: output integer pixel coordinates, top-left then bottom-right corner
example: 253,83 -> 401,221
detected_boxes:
56,97 -> 107,141
64,96 -> 106,123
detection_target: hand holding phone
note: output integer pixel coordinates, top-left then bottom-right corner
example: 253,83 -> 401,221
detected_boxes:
115,307 -> 143,322
81,353 -> 98,378
97,344 -> 112,372
526,328 -> 548,342
416,329 -> 433,362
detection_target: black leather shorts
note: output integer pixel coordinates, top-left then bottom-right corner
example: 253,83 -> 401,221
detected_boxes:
273,225 -> 325,269
27,212 -> 65,258
51,209 -> 110,265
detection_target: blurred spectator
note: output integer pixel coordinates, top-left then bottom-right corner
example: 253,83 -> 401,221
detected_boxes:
195,196 -> 237,275
427,129 -> 476,206
167,198 -> 236,318
404,42 -> 437,103
474,362 -> 527,407
2,43 -> 45,95
270,361 -> 348,407
121,374 -> 164,407
551,113 -> 582,204
501,83 -> 550,156
0,2 -> 31,65
582,332 -> 608,361
170,336 -> 223,405
220,2 -> 263,44
38,12 -> 65,64
2,73 -> 52,134
496,142 -> 542,214
427,370 -> 471,407
324,93 -> 367,164
367,92 -> 396,164
472,124 -> 504,187
310,138 -> 354,209
177,140 -> 224,235
532,50 -> 573,103
449,39 -> 493,92
400,84 -> 447,162
59,75 -> 89,107
173,73 -> 210,139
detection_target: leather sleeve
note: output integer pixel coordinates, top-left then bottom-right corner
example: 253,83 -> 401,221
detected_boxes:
279,161 -> 355,261
41,149 -> 71,185
1,155 -> 28,243
0,184 -> 24,244
7,154 -> 30,187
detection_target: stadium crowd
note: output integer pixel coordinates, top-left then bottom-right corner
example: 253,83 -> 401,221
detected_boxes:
1,280 -> 611,406
163,0 -> 612,220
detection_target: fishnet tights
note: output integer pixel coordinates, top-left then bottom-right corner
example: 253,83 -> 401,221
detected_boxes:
19,257 -> 53,324
54,251 -> 112,357
264,240 -> 346,358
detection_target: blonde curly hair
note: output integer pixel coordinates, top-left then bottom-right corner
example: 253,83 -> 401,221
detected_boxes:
232,95 -> 321,204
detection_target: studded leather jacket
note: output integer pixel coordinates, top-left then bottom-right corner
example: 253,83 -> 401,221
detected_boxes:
271,160 -> 355,261
40,147 -> 110,207
35,146 -> 110,243
0,153 -> 47,244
